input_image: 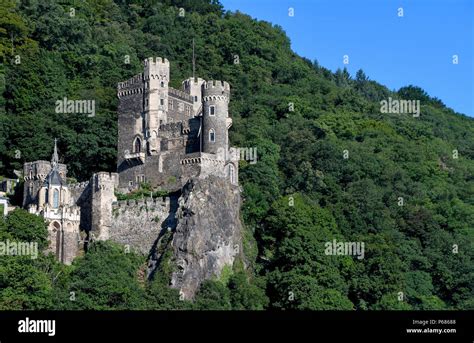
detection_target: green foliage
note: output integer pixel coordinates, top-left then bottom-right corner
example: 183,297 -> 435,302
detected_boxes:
146,277 -> 191,310
194,280 -> 232,310
228,272 -> 269,310
263,194 -> 353,309
4,208 -> 48,249
218,264 -> 233,285
115,185 -> 169,201
56,241 -> 147,310
0,255 -> 54,310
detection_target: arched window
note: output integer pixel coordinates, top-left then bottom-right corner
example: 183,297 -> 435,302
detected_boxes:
209,129 -> 215,142
146,141 -> 151,155
53,189 -> 59,208
134,137 -> 141,153
160,81 -> 164,87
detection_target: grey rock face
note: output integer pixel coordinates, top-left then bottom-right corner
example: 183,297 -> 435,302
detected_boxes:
170,176 -> 243,299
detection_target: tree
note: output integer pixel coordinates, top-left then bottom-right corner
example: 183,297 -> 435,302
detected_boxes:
5,208 -> 48,250
0,256 -> 53,310
263,194 -> 353,309
57,241 -> 147,310
194,280 -> 232,310
355,69 -> 368,83
228,272 -> 269,310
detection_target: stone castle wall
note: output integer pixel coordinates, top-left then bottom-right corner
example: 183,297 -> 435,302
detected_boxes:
91,172 -> 119,240
109,197 -> 176,255
69,181 -> 92,231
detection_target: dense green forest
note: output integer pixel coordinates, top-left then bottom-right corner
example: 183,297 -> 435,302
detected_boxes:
0,0 -> 473,310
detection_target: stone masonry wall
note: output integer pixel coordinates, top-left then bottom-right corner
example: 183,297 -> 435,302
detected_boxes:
109,197 -> 175,255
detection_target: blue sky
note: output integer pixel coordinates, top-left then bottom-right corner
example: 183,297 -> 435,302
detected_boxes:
221,0 -> 473,117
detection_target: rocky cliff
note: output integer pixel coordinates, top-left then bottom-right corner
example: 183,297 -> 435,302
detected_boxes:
168,175 -> 243,299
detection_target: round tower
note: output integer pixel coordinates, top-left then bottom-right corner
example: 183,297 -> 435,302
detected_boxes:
201,80 -> 230,155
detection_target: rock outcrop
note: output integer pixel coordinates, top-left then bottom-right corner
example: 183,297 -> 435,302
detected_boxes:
169,175 -> 243,299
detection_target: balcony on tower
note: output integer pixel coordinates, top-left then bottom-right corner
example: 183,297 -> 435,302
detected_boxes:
124,136 -> 146,164
124,150 -> 145,164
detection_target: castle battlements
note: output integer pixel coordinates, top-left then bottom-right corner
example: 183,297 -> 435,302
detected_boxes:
144,56 -> 170,67
69,181 -> 90,190
114,196 -> 170,210
169,87 -> 194,102
202,81 -> 230,102
23,160 -> 67,181
203,80 -> 230,90
117,86 -> 143,98
144,57 -> 170,81
118,74 -> 143,89
182,77 -> 205,91
93,172 -> 119,191
180,152 -> 226,166
28,204 -> 81,221
94,171 -> 119,180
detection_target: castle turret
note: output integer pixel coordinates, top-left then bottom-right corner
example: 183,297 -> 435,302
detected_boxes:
182,77 -> 205,115
145,57 -> 170,134
91,172 -> 119,241
201,80 -> 231,155
25,139 -> 81,265
23,140 -> 67,207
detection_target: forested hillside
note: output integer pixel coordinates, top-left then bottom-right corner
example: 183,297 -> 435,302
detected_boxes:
0,0 -> 473,310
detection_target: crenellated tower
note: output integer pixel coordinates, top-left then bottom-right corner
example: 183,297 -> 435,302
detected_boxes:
182,77 -> 205,115
91,171 -> 119,241
145,57 -> 170,147
201,80 -> 231,156
117,57 -> 238,191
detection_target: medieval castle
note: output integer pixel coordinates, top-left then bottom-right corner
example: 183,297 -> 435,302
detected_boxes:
22,57 -> 240,264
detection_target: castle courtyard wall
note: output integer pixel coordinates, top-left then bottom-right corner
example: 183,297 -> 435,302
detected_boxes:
109,197 -> 174,255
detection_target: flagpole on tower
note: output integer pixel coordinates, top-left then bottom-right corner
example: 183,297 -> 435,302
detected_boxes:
192,38 -> 196,81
